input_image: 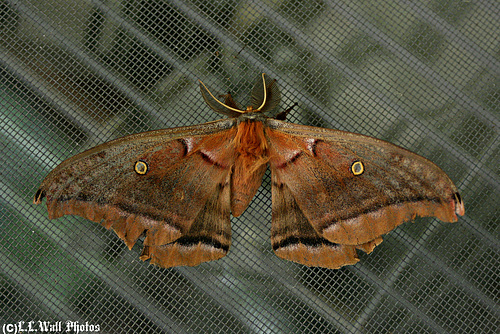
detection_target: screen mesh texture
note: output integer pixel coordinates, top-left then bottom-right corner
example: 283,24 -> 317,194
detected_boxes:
0,0 -> 498,333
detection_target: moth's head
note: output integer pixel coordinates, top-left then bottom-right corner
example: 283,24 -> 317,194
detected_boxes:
199,73 -> 283,119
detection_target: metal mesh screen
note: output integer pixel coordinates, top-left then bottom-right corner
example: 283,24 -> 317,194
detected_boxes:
1,0 -> 498,333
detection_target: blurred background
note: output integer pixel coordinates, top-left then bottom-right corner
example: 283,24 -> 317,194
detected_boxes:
0,0 -> 498,333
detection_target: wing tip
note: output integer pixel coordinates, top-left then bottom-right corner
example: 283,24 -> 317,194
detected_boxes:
33,188 -> 45,204
454,192 -> 465,217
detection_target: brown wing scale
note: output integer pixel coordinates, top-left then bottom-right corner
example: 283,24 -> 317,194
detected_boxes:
266,118 -> 464,265
34,120 -> 237,267
141,176 -> 232,267
271,175 -> 368,269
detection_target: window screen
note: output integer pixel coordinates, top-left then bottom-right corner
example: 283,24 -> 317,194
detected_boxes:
1,0 -> 498,333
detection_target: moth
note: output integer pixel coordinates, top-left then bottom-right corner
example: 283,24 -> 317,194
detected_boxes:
34,74 -> 464,269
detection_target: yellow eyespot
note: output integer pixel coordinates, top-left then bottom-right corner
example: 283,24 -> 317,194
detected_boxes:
351,161 -> 364,175
134,160 -> 148,175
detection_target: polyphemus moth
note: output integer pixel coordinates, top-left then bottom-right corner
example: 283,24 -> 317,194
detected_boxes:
34,74 -> 464,269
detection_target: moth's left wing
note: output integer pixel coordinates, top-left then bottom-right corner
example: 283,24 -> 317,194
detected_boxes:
34,119 -> 237,267
266,119 -> 464,268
